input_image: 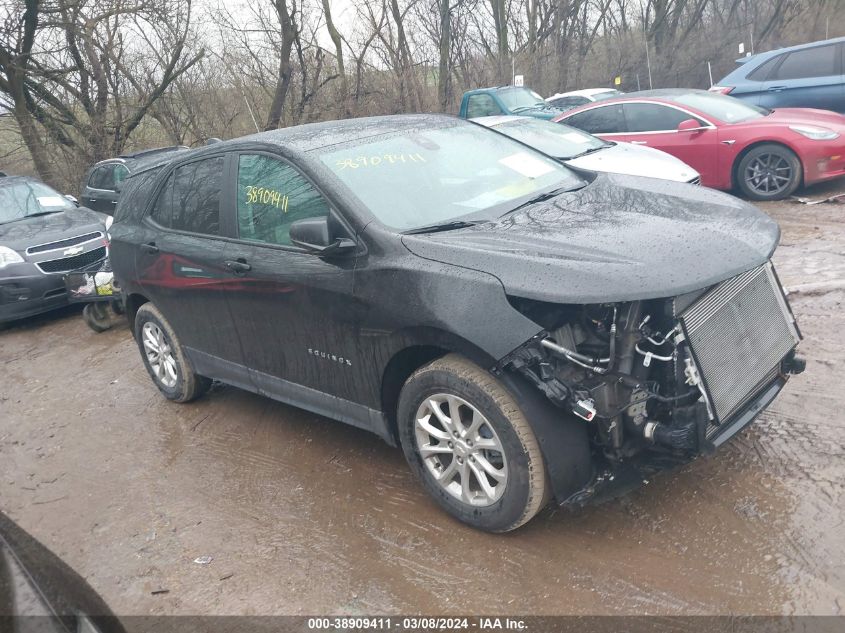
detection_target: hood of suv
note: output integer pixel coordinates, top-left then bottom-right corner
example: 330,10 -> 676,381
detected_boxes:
0,206 -> 107,252
402,173 -> 779,303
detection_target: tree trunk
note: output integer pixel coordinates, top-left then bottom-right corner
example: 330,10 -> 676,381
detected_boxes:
265,0 -> 296,130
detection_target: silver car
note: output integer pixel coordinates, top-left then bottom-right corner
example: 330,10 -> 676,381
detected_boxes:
473,115 -> 700,184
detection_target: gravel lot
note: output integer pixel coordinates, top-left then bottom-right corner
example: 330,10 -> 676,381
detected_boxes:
1,182 -> 844,616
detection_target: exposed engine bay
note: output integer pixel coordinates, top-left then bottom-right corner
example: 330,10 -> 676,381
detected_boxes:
499,262 -> 805,499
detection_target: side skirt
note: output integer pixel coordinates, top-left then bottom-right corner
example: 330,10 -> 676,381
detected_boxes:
185,347 -> 394,444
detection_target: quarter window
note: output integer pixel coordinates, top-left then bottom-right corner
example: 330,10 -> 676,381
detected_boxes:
624,103 -> 703,132
88,164 -> 119,190
747,55 -> 782,81
148,157 -> 223,235
771,44 -> 838,80
564,104 -> 626,134
236,154 -> 330,247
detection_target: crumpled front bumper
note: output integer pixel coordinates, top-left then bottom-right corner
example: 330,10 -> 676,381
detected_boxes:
0,268 -> 68,323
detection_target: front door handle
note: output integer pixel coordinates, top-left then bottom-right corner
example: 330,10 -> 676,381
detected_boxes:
768,85 -> 787,92
631,140 -> 648,145
140,242 -> 159,254
225,259 -> 251,274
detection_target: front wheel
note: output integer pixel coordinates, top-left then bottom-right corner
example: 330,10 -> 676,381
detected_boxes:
736,143 -> 802,201
397,354 -> 548,532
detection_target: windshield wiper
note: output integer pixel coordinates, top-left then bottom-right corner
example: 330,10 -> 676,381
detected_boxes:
510,105 -> 537,113
568,145 -> 607,159
404,220 -> 484,235
24,210 -> 63,218
501,187 -> 570,217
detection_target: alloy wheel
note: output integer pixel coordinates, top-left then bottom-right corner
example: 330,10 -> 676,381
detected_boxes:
414,394 -> 508,506
141,321 -> 178,388
743,152 -> 793,196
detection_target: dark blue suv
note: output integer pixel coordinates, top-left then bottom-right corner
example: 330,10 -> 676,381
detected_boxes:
711,37 -> 845,113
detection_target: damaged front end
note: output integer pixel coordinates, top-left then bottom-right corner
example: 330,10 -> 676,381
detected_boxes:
497,261 -> 805,507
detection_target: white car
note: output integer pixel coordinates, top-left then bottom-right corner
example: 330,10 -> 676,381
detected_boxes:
546,88 -> 623,111
474,115 -> 701,184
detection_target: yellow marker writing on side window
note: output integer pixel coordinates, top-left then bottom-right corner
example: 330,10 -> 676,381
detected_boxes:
246,186 -> 289,212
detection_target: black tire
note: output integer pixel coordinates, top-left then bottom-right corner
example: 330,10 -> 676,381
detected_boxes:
736,143 -> 802,201
397,354 -> 548,532
134,302 -> 211,403
82,303 -> 114,332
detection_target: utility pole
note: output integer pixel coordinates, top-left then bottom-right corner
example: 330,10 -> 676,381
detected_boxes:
645,39 -> 653,89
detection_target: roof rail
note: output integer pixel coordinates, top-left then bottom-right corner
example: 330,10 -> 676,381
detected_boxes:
118,145 -> 189,160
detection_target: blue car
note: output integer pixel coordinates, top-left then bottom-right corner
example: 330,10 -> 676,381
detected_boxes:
711,37 -> 845,114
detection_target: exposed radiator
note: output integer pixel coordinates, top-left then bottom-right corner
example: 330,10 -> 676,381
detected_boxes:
679,262 -> 800,427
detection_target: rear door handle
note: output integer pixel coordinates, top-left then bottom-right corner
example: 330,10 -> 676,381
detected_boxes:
768,86 -> 787,92
631,141 -> 648,145
225,259 -> 251,274
140,242 -> 159,254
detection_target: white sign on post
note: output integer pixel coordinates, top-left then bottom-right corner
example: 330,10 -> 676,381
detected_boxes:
514,74 -> 524,87
738,42 -> 745,54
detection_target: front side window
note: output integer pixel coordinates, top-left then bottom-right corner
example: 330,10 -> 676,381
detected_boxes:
148,157 -> 223,235
624,103 -> 702,132
236,154 -> 330,246
466,94 -> 502,118
319,122 -> 583,231
565,104 -> 626,134
772,44 -> 838,80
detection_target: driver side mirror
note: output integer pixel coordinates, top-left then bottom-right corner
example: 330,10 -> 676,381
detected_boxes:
289,216 -> 356,256
677,118 -> 706,133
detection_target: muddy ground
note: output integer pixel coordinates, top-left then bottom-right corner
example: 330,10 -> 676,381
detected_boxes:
1,182 -> 844,617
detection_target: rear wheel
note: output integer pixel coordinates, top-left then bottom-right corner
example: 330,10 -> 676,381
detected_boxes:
134,303 -> 211,403
736,143 -> 802,201
398,354 -> 548,532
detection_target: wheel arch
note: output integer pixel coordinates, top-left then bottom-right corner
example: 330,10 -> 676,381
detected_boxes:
731,139 -> 805,190
379,328 -> 498,445
124,292 -> 150,336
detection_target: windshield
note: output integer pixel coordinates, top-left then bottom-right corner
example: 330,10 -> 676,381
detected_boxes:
319,123 -> 584,231
495,119 -> 607,159
0,180 -> 73,224
670,91 -> 768,123
592,89 -> 622,101
497,87 -> 546,110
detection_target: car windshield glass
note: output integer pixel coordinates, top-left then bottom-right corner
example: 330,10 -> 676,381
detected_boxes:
497,119 -> 607,159
592,90 -> 621,101
319,123 -> 584,231
497,87 -> 545,110
670,91 -> 767,123
0,181 -> 73,224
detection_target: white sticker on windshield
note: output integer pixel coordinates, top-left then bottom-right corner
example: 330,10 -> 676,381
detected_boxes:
561,132 -> 591,144
37,196 -> 66,207
498,153 -> 555,178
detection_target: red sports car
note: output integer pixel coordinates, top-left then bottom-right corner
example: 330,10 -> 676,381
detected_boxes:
554,88 -> 845,200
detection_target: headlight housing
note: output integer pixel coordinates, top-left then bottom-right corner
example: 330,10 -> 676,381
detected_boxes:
0,245 -> 24,269
789,125 -> 840,141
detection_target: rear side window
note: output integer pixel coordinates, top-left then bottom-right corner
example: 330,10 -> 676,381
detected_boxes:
747,55 -> 782,81
236,154 -> 330,247
624,103 -> 702,132
115,167 -> 162,222
149,157 -> 224,235
550,96 -> 588,108
88,164 -> 118,190
771,44 -> 839,80
565,105 -> 626,134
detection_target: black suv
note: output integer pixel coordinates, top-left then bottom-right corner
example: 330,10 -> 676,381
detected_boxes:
110,114 -> 804,532
80,146 -> 187,215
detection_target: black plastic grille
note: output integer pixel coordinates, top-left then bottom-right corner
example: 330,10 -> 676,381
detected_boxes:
27,232 -> 103,255
37,246 -> 107,274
